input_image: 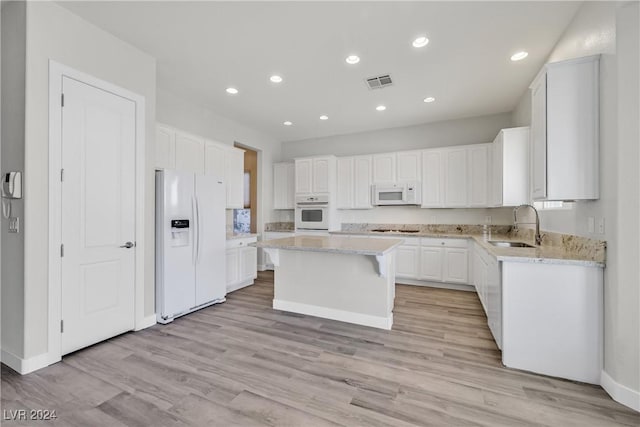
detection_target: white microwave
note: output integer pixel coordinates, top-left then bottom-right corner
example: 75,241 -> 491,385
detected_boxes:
372,182 -> 421,206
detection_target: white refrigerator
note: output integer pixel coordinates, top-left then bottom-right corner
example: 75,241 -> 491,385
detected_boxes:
156,170 -> 226,323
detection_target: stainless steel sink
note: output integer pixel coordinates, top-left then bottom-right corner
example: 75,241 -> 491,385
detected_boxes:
489,241 -> 536,248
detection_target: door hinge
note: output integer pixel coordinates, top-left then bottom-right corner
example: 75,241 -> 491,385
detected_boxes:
60,168 -> 64,182
60,244 -> 64,257
60,320 -> 64,333
61,93 -> 64,107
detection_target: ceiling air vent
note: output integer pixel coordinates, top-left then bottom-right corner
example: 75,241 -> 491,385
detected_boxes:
365,74 -> 393,90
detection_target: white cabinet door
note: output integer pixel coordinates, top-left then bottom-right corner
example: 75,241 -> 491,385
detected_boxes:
312,158 -> 330,193
274,162 -> 295,209
353,156 -> 372,209
175,131 -> 205,174
491,131 -> 504,206
419,247 -> 443,281
225,147 -> 244,209
336,157 -> 354,209
372,153 -> 396,184
396,245 -> 420,279
421,149 -> 443,207
530,72 -> 547,200
443,248 -> 469,284
486,257 -> 502,349
239,246 -> 258,282
226,249 -> 239,288
444,148 -> 468,207
156,125 -> 175,169
204,140 -> 226,179
295,158 -> 313,194
396,150 -> 422,182
468,144 -> 489,207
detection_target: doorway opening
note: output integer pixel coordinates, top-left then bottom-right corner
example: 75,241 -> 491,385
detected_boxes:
234,143 -> 258,234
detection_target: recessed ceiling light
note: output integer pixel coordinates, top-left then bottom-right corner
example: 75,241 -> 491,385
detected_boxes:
510,51 -> 528,61
319,115 -> 329,120
283,121 -> 293,126
423,96 -> 436,103
270,75 -> 283,83
226,87 -> 238,95
412,36 -> 429,48
345,55 -> 360,65
376,105 -> 386,111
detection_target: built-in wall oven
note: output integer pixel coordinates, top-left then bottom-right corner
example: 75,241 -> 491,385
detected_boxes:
295,195 -> 329,230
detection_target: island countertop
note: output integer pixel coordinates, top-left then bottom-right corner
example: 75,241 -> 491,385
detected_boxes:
255,235 -> 403,256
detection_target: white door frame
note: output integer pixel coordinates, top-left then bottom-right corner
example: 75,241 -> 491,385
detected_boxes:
47,61 -> 146,365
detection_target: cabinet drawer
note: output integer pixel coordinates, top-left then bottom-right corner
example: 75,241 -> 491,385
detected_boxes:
226,237 -> 257,249
421,238 -> 468,248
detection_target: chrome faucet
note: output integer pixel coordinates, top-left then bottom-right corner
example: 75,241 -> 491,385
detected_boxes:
513,204 -> 545,246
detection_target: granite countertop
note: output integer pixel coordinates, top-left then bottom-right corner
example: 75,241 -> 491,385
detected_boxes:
226,232 -> 259,240
330,230 -> 605,267
254,235 -> 403,256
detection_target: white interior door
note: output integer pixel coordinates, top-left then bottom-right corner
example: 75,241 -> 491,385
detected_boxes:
61,76 -> 136,355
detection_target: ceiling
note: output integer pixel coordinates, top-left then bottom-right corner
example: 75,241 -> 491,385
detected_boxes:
58,1 -> 580,142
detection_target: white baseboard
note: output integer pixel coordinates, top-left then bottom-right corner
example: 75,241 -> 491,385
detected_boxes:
134,314 -> 157,331
601,370 -> 640,412
1,349 -> 56,375
257,264 -> 267,272
273,299 -> 393,330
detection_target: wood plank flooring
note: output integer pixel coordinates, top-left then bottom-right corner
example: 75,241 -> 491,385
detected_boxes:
2,271 -> 638,426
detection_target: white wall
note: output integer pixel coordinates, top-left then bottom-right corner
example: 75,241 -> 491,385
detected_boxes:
1,0 -> 26,359
156,88 -> 283,230
20,1 -> 156,359
512,0 -> 639,403
282,112 -> 515,225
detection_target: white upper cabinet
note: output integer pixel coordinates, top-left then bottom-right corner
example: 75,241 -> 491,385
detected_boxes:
225,147 -> 245,209
175,131 -> 205,174
336,156 -> 372,209
492,127 -> 530,207
204,140 -> 227,179
396,150 -> 422,182
530,55 -> 600,200
156,123 -> 244,209
295,156 -> 336,195
273,162 -> 295,209
467,144 -> 490,207
444,147 -> 468,207
294,158 -> 313,194
156,125 -> 175,169
421,149 -> 443,208
372,153 -> 396,184
336,157 -> 354,209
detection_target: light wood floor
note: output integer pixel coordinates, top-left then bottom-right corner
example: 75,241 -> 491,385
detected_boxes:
2,271 -> 638,426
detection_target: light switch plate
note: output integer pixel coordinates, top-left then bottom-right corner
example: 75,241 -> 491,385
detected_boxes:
597,217 -> 605,234
8,216 -> 19,233
587,217 -> 595,233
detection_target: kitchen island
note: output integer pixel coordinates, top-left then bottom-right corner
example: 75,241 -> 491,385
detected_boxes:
255,235 -> 402,329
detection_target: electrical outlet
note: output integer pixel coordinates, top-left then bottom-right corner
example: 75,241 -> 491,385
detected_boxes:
597,217 -> 605,234
8,216 -> 19,233
587,217 -> 595,233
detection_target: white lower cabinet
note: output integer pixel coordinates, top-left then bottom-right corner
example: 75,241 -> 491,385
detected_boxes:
394,238 -> 420,279
226,236 -> 258,292
472,243 -> 502,349
419,238 -> 469,284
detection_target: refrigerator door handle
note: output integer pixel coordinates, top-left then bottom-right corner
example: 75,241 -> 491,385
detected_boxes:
191,196 -> 198,265
195,196 -> 201,264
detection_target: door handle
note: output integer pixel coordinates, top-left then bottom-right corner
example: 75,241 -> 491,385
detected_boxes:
120,241 -> 135,248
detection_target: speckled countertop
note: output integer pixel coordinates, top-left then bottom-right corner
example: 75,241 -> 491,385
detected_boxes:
226,232 -> 259,240
254,235 -> 403,256
330,229 -> 605,268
